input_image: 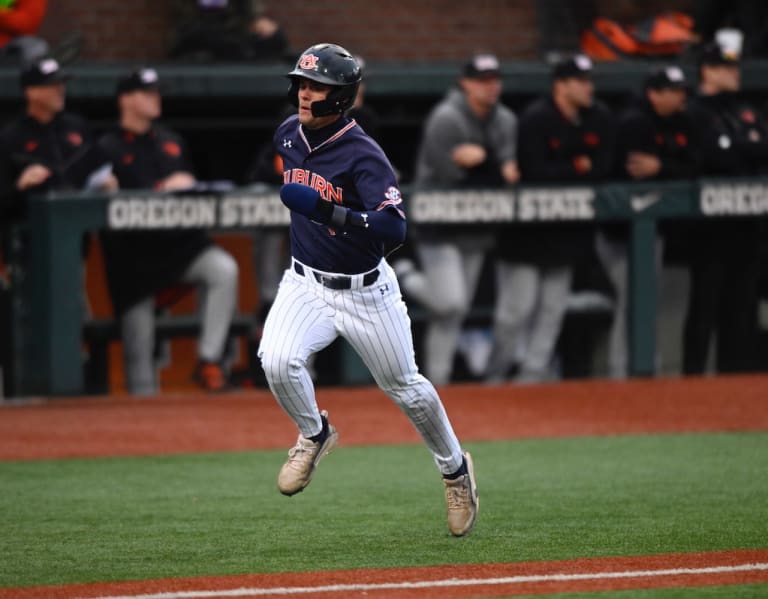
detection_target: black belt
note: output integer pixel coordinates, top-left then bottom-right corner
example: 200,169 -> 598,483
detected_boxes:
293,262 -> 379,290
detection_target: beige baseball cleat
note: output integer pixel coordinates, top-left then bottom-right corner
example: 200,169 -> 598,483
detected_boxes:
278,410 -> 338,496
443,451 -> 479,536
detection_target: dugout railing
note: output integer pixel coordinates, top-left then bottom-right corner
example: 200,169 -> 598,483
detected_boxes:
4,177 -> 768,396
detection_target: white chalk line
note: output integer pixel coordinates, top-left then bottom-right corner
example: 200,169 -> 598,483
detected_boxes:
80,562 -> 768,599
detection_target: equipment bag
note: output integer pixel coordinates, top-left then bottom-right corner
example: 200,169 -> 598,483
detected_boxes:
582,12 -> 696,60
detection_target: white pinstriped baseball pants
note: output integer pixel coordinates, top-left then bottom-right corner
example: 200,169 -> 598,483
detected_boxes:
258,258 -> 465,475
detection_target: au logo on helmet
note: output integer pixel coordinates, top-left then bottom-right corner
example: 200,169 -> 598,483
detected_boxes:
299,54 -> 319,70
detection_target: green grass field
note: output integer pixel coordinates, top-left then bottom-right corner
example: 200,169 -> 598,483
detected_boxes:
1,431 -> 767,592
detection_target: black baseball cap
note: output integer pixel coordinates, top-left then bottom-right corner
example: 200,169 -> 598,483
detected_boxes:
19,57 -> 71,88
645,65 -> 686,90
116,68 -> 161,95
552,54 -> 593,80
699,42 -> 740,66
462,53 -> 501,79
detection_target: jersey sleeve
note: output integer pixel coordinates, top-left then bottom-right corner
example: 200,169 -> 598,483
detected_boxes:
61,116 -> 114,189
493,107 -> 519,163
0,129 -> 24,224
352,143 -> 404,219
588,106 -> 617,181
619,112 -> 657,156
156,129 -> 193,176
518,109 -> 578,181
416,106 -> 470,184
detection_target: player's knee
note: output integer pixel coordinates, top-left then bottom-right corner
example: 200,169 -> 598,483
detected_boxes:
431,294 -> 469,319
383,373 -> 440,410
210,249 -> 239,287
400,389 -> 442,420
495,300 -> 535,329
260,351 -> 303,386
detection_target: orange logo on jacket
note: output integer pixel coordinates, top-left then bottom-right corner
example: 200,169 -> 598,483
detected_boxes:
162,141 -> 181,157
67,132 -> 83,146
741,110 -> 756,123
24,140 -> 38,152
584,132 -> 601,146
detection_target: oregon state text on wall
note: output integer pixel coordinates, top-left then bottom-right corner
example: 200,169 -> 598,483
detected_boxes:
107,194 -> 290,229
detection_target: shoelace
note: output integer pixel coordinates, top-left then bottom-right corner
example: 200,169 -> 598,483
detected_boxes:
287,437 -> 316,463
445,476 -> 470,510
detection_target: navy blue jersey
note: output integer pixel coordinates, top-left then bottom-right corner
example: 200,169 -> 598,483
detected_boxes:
274,114 -> 404,274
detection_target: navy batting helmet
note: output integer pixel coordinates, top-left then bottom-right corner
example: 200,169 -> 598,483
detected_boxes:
287,43 -> 362,117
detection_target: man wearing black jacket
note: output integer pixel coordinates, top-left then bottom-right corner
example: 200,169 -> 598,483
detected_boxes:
0,57 -> 115,225
99,68 -> 238,394
0,58 -> 115,397
597,65 -> 698,379
485,54 -> 616,383
682,42 -> 768,374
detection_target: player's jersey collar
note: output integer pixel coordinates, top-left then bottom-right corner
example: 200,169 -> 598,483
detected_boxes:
299,117 -> 357,153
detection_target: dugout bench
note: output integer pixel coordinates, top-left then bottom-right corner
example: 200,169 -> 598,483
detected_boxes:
8,178 -> 768,397
81,312 -> 255,395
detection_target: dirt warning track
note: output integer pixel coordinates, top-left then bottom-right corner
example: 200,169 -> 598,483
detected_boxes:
2,550 -> 767,598
1,375 -> 767,461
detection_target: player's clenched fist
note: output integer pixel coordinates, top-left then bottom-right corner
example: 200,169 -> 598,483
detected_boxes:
16,163 -> 52,190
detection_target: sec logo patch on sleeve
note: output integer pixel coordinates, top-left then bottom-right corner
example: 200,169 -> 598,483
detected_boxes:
385,186 -> 402,202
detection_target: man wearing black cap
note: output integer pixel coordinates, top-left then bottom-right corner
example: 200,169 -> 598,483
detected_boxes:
0,57 -> 115,224
681,42 -> 768,374
617,66 -> 694,181
484,54 -> 616,384
98,67 -> 239,394
688,42 -> 767,175
407,52 -> 519,385
596,65 -> 698,379
0,57 -> 116,396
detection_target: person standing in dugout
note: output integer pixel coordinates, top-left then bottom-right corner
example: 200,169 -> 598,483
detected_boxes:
682,42 -> 767,374
485,54 -> 616,384
0,57 -> 117,398
98,67 -> 239,394
258,43 -> 479,537
407,53 -> 520,386
599,65 -> 698,379
0,57 -> 116,224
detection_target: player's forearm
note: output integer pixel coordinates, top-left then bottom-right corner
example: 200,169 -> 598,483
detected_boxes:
280,182 -> 406,244
346,207 -> 406,244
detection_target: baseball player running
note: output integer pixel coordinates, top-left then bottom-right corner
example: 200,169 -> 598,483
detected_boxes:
258,43 -> 478,536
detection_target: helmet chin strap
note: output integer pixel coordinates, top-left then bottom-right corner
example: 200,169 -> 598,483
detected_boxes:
310,97 -> 340,117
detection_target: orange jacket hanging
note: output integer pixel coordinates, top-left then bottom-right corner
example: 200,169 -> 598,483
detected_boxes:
0,0 -> 47,48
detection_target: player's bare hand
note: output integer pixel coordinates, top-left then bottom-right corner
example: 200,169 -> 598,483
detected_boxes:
626,152 -> 661,179
452,143 -> 486,168
101,173 -> 119,192
16,164 -> 52,190
158,171 -> 196,191
501,160 -> 520,184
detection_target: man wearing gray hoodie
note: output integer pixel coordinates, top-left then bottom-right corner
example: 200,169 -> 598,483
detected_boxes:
405,53 -> 519,385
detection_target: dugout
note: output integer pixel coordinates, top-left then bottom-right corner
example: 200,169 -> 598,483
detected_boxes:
3,59 -> 768,395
